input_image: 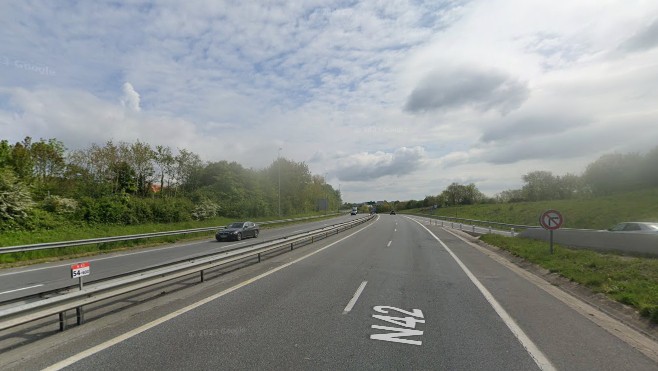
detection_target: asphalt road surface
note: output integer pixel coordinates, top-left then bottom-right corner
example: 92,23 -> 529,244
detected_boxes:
6,214 -> 658,370
0,215 -> 356,302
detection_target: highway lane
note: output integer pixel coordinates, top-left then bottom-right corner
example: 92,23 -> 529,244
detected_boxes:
39,214 -> 657,370
0,215 -> 356,302
412,216 -> 658,370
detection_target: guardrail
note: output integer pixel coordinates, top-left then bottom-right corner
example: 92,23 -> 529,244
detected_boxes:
518,228 -> 658,257
412,213 -> 658,257
410,213 -> 535,236
0,213 -> 339,254
0,214 -> 374,332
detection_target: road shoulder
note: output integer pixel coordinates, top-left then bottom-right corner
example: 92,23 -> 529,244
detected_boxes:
442,226 -> 658,362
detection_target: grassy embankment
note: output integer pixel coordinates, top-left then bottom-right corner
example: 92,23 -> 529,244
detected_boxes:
402,187 -> 658,323
0,211 -> 340,266
411,187 -> 658,229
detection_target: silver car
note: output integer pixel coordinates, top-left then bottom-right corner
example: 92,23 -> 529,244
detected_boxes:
607,222 -> 658,233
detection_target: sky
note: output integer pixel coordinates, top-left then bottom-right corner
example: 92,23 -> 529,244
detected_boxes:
1,0 -> 658,203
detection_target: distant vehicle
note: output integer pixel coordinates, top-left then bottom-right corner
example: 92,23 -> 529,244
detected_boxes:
216,221 -> 259,241
607,222 -> 658,233
390,210 -> 396,215
351,207 -> 358,215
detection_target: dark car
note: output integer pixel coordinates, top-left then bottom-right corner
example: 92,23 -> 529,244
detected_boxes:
390,210 -> 396,215
607,222 -> 658,233
216,221 -> 259,241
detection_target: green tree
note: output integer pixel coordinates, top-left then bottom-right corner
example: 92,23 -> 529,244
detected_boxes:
9,137 -> 34,181
463,183 -> 485,204
0,139 -> 11,168
154,145 -> 174,196
441,183 -> 467,206
175,149 -> 203,196
128,141 -> 155,196
495,189 -> 525,203
30,138 -> 67,197
641,146 -> 658,187
0,168 -> 34,227
111,161 -> 137,194
522,171 -> 558,201
555,173 -> 583,199
583,153 -> 643,195
31,138 -> 66,182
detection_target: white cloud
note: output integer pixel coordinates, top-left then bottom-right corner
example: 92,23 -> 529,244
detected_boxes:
331,147 -> 426,182
618,18 -> 658,53
2,1 -> 658,203
1,86 -> 197,153
404,66 -> 529,114
120,82 -> 141,112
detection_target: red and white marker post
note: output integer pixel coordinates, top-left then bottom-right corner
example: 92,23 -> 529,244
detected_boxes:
70,262 -> 90,325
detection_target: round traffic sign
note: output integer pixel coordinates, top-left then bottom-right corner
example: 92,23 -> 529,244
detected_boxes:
540,210 -> 563,230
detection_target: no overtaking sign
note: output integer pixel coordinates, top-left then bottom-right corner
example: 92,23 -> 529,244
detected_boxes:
540,210 -> 563,255
540,210 -> 563,230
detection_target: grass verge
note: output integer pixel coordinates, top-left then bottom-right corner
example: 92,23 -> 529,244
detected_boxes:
401,187 -> 658,230
480,234 -> 658,324
0,213 -> 342,268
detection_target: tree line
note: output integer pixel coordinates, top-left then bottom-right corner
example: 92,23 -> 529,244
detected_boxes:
394,145 -> 658,210
0,137 -> 340,230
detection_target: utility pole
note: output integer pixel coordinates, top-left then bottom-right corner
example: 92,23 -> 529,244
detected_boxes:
278,147 -> 282,217
324,172 -> 328,215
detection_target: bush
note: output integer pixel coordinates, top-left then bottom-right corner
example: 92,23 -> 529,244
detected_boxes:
128,198 -> 153,224
23,208 -> 66,230
221,202 -> 246,218
150,198 -> 193,223
191,199 -> 220,221
41,195 -> 78,215
0,168 -> 34,229
640,306 -> 658,323
75,195 -> 128,224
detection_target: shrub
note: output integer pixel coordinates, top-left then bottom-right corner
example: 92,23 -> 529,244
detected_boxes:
23,208 -> 66,230
75,195 -> 129,224
150,198 -> 193,223
0,168 -> 34,229
41,195 -> 78,215
191,199 -> 220,221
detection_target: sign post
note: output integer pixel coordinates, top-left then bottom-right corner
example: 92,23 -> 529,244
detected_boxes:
539,210 -> 563,254
71,262 -> 90,325
71,262 -> 90,289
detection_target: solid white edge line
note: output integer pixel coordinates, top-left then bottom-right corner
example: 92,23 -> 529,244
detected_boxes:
409,218 -> 556,371
343,281 -> 368,314
436,221 -> 658,364
0,284 -> 44,296
43,218 -> 377,371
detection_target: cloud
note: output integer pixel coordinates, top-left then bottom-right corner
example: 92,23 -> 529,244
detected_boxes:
519,32 -> 592,71
3,1 -> 658,204
332,147 -> 426,182
404,67 -> 529,114
470,111 -> 658,165
120,82 -> 141,112
0,86 -> 197,155
480,113 -> 588,143
618,18 -> 658,53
